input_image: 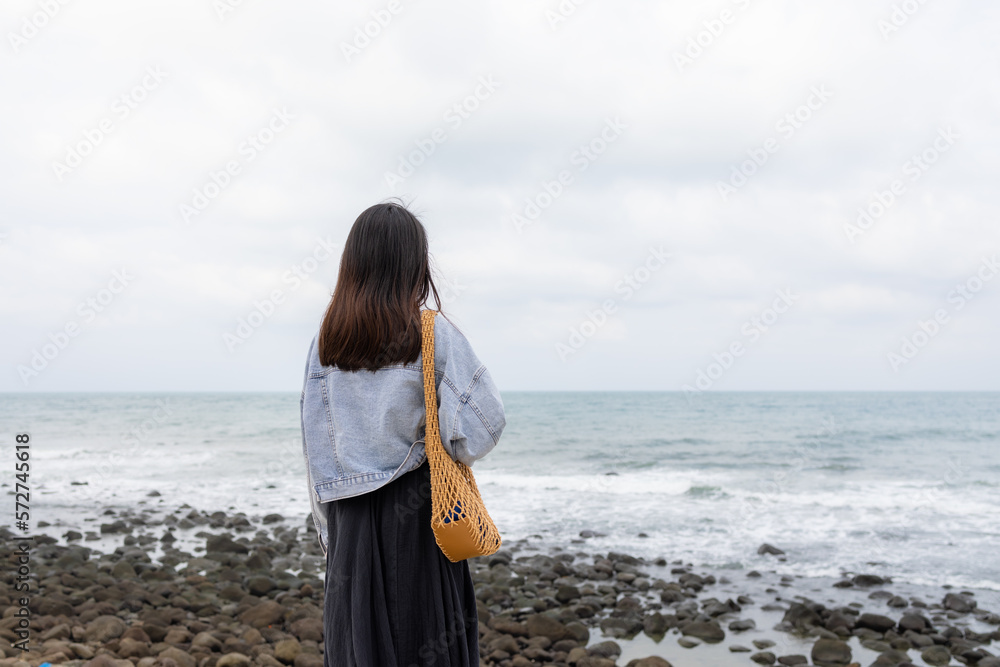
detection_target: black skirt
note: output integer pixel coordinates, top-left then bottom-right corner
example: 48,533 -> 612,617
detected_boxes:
322,459 -> 480,667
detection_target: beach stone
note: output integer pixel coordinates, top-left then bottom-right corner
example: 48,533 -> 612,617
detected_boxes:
117,637 -> 150,658
289,617 -> 323,642
85,615 -> 127,642
782,603 -> 822,632
751,651 -> 777,665
887,595 -> 907,608
811,638 -> 852,665
777,656 -> 808,666
730,644 -> 752,652
869,649 -> 910,666
730,619 -> 756,632
247,575 -> 276,595
943,593 -> 976,613
921,645 -> 951,666
758,543 -> 785,556
852,574 -> 886,587
525,613 -> 572,641
898,614 -> 930,632
857,613 -> 896,633
273,638 -> 301,664
556,585 -> 581,603
157,647 -> 197,667
677,637 -> 700,648
240,600 -> 286,628
754,639 -> 776,649
680,621 -> 724,643
588,641 -> 622,659
624,658 -> 672,667
111,560 -> 138,579
206,534 -> 249,553
216,653 -> 252,667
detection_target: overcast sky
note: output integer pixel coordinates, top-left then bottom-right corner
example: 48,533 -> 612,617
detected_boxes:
2,0 -> 999,392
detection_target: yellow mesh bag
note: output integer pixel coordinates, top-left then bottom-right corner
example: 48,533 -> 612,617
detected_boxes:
421,308 -> 502,562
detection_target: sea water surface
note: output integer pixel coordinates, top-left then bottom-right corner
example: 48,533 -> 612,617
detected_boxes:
2,392 -> 998,590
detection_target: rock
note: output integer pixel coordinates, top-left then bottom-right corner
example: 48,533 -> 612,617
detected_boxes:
289,617 -> 323,642
921,645 -> 952,666
525,613 -> 572,641
216,654 -> 252,667
206,534 -> 249,553
886,595 -> 907,608
556,585 -> 581,603
117,637 -> 150,658
811,638 -> 852,665
729,619 -> 756,632
85,615 -> 127,642
588,641 -> 622,659
943,592 -> 976,613
730,645 -> 752,652
898,613 -> 930,632
263,513 -> 284,523
111,560 -> 138,579
677,637 -> 701,648
642,612 -> 671,637
856,613 -> 896,633
751,651 -> 777,665
869,649 -> 910,666
852,574 -> 886,587
273,638 -> 301,664
777,656 -> 808,666
247,575 -> 276,595
754,639 -> 776,649
157,647 -> 197,667
782,603 -> 823,632
624,658 -> 672,667
239,600 -> 286,628
680,621 -> 725,643
758,544 -> 785,556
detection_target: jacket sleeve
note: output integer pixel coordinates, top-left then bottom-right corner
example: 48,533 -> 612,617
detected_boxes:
300,335 -> 329,556
434,314 -> 506,467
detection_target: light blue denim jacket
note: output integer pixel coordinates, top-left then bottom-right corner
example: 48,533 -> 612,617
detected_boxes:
299,311 -> 505,556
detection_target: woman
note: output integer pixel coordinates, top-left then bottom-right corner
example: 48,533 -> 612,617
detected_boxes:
299,201 -> 505,666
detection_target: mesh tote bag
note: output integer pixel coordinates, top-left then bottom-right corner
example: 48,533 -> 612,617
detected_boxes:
421,309 -> 502,562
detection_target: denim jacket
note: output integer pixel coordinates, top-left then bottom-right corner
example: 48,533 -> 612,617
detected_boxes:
299,311 -> 505,556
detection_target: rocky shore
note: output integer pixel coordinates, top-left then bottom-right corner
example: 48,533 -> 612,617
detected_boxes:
2,505 -> 999,667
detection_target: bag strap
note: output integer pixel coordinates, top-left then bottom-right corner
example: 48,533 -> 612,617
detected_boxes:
420,309 -> 441,450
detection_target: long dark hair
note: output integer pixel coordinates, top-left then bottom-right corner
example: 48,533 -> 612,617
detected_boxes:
318,201 -> 445,371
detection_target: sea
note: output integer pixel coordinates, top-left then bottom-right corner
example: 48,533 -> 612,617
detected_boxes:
3,391 -> 999,592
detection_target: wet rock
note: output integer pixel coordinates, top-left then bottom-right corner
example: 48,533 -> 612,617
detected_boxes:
943,592 -> 976,613
624,658 -> 672,667
777,656 -> 808,666
856,613 -> 896,633
898,613 -> 930,632
754,639 -> 777,649
216,653 -> 252,667
782,603 -> 823,633
588,640 -> 622,659
156,647 -> 197,667
921,645 -> 951,666
751,651 -> 777,664
680,621 -> 725,643
273,638 -> 301,664
206,534 -> 249,554
729,619 -> 756,632
758,544 -> 785,556
869,649 -> 910,666
852,574 -> 886,587
811,638 -> 852,665
677,637 -> 701,648
730,645 -> 752,652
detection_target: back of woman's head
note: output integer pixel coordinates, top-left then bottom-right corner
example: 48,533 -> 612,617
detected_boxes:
318,201 -> 443,370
